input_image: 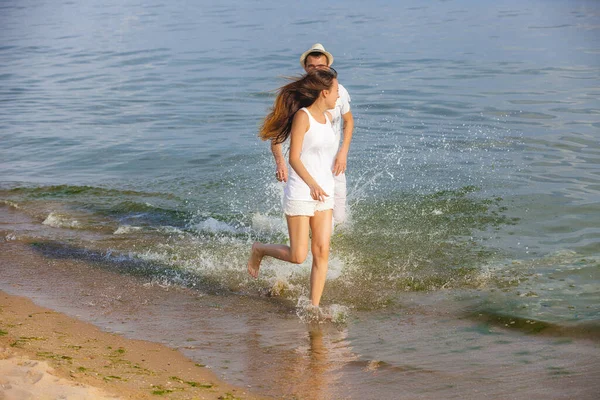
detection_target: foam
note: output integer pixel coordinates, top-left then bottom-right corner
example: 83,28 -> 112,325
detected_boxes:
113,225 -> 143,235
157,225 -> 186,234
1,200 -> 20,209
192,217 -> 246,234
4,233 -> 17,241
42,212 -> 80,229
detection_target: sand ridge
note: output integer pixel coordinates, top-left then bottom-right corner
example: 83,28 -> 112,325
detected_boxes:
0,351 -> 119,400
0,291 -> 264,400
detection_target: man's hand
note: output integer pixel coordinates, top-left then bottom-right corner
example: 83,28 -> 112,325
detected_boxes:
271,140 -> 288,182
332,153 -> 347,176
275,162 -> 288,182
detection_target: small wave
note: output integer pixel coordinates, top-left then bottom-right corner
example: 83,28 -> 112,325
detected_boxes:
42,212 -> 80,229
478,250 -> 600,329
1,200 -> 20,209
134,249 -> 176,265
5,184 -> 176,200
143,277 -> 176,290
113,225 -> 143,235
191,217 -> 247,234
4,233 -> 17,241
471,310 -> 600,340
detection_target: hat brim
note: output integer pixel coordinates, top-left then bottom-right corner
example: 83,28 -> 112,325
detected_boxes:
299,49 -> 334,68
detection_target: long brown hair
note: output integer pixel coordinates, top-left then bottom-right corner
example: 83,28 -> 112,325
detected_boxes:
259,68 -> 337,144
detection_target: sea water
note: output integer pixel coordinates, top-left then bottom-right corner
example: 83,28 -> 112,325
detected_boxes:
1,0 -> 599,398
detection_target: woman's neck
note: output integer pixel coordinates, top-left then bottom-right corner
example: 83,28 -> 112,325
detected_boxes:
306,99 -> 328,118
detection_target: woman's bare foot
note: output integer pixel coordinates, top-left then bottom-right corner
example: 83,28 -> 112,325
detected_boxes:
247,242 -> 263,278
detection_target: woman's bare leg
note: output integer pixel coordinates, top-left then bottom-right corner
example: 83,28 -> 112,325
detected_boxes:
308,209 -> 333,306
247,215 -> 310,278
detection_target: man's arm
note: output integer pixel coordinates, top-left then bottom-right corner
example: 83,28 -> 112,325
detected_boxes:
333,111 -> 354,176
271,140 -> 288,182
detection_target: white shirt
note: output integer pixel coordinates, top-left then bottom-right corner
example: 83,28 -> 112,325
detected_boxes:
328,83 -> 351,149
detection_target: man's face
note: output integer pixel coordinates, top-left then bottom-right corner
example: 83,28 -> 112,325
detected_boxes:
323,78 -> 340,110
304,54 -> 329,73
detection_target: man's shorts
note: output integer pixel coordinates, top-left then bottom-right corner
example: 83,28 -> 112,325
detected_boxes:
283,197 -> 334,217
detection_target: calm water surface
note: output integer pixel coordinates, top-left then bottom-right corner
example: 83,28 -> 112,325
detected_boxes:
1,0 -> 599,398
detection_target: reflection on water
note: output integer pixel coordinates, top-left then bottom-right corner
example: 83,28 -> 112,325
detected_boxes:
305,327 -> 333,400
278,326 -> 333,400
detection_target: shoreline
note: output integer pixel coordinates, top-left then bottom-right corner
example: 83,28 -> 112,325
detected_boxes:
0,290 -> 264,400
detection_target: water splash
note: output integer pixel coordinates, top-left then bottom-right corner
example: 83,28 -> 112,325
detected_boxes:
296,296 -> 350,324
250,212 -> 288,238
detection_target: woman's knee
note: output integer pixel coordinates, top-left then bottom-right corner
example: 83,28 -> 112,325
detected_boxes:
289,249 -> 308,264
311,242 -> 330,260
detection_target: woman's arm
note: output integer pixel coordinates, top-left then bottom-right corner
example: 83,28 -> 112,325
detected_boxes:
289,111 -> 329,202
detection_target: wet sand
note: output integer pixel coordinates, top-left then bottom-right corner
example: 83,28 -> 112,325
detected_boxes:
0,291 -> 263,400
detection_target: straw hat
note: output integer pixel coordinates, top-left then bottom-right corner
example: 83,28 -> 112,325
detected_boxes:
299,43 -> 334,67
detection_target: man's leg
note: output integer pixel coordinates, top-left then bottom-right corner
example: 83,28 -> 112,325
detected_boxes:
333,172 -> 347,225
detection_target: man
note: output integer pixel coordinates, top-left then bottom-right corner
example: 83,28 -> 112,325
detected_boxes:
271,43 -> 354,225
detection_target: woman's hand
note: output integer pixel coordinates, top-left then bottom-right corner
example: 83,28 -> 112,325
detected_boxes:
309,184 -> 329,202
275,161 -> 288,182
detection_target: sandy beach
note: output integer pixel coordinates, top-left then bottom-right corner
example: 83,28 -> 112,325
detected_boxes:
0,291 -> 263,400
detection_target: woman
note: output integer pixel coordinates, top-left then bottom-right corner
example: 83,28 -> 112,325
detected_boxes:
247,68 -> 339,307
